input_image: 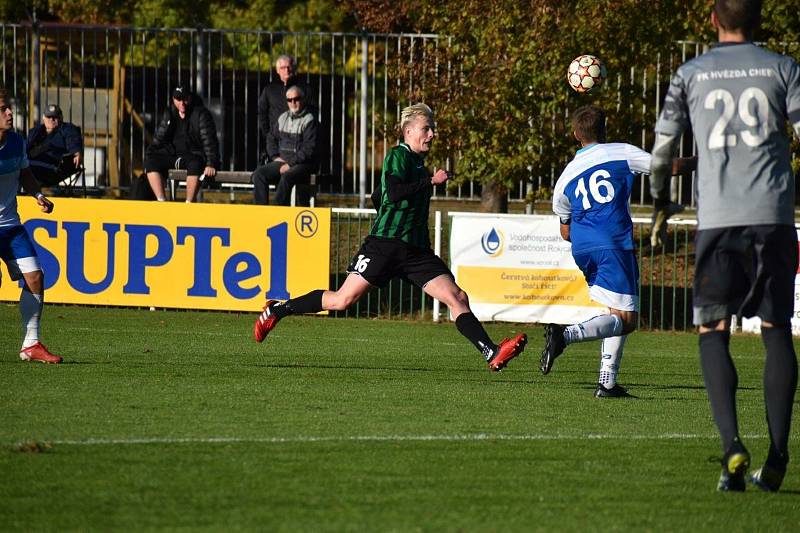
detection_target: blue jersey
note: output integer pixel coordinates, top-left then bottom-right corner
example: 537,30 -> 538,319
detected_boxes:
0,131 -> 29,228
552,143 -> 651,255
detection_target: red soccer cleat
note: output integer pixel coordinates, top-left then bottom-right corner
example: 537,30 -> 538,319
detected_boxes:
254,300 -> 281,343
19,342 -> 63,364
488,333 -> 527,372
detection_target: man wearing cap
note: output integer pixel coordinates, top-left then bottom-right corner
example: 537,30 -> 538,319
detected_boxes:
26,103 -> 83,188
144,86 -> 220,202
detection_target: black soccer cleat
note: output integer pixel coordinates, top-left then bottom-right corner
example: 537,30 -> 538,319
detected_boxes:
717,439 -> 750,492
749,463 -> 787,492
540,324 -> 566,375
594,383 -> 631,398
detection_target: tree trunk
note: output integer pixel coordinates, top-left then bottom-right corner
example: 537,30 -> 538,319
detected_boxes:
480,180 -> 508,213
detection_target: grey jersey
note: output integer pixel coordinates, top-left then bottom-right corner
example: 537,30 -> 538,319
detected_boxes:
654,42 -> 800,230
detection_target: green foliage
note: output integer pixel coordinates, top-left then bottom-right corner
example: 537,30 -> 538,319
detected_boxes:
354,0 -> 800,198
1,0 -> 354,31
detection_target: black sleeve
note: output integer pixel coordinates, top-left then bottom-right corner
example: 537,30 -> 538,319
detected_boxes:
148,109 -> 172,154
257,86 -> 270,138
198,108 -> 220,168
266,121 -> 280,160
385,172 -> 430,203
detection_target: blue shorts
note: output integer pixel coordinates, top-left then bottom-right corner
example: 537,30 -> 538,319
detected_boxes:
0,224 -> 41,282
573,248 -> 639,312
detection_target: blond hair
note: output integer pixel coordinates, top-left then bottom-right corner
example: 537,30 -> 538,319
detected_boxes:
400,103 -> 434,132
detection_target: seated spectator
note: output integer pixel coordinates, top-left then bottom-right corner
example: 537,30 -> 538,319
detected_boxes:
26,104 -> 83,188
144,85 -> 220,202
252,85 -> 318,206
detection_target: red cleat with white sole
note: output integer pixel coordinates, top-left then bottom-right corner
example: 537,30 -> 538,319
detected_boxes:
254,300 -> 281,343
19,342 -> 63,364
488,333 -> 527,372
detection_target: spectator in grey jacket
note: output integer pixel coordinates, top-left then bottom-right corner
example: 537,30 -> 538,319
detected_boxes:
144,86 -> 220,202
252,85 -> 318,206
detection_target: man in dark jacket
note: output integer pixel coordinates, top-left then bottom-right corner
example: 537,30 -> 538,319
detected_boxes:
251,85 -> 318,206
257,55 -> 313,140
26,104 -> 83,187
144,86 -> 220,202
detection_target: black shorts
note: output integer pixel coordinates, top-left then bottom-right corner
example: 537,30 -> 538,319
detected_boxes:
144,150 -> 205,177
693,224 -> 798,325
346,235 -> 453,288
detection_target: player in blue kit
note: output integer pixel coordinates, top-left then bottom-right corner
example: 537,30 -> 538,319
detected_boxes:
541,105 -> 693,398
0,88 -> 62,364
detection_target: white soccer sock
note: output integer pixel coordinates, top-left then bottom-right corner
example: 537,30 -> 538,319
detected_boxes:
564,314 -> 622,344
20,290 -> 43,348
599,334 -> 627,388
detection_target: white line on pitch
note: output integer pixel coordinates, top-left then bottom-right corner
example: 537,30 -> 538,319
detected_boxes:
27,433 -> 769,446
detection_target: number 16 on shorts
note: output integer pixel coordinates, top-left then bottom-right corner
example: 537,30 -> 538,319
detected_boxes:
353,254 -> 371,273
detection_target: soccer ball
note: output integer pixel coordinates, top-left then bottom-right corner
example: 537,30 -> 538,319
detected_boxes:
567,55 -> 607,93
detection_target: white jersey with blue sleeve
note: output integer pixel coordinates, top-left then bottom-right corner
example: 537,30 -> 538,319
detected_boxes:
0,131 -> 29,228
552,142 -> 651,255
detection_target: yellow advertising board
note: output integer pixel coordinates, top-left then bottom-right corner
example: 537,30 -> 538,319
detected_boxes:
0,198 -> 330,312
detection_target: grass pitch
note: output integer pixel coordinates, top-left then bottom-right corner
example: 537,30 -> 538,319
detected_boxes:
1,304 -> 799,531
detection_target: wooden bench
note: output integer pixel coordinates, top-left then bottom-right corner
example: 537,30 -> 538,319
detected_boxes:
167,169 -> 318,207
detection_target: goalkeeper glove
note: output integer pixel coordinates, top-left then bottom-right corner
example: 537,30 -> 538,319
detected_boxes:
650,200 -> 684,248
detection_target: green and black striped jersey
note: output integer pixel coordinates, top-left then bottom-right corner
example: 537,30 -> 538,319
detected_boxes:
370,143 -> 432,248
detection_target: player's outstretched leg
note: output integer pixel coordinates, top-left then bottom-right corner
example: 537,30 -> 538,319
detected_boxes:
254,290 -> 326,343
540,314 -> 624,375
540,324 -> 566,375
454,311 -> 527,371
488,333 -> 528,372
254,300 -> 282,342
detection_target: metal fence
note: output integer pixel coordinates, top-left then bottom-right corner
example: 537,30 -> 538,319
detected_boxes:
4,22 -> 765,207
3,24 -> 799,207
331,208 -> 701,331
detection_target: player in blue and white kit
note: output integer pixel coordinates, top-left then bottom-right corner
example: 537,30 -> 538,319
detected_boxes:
541,106 -> 666,398
540,106 -> 644,397
651,0 -> 800,492
0,88 -> 62,364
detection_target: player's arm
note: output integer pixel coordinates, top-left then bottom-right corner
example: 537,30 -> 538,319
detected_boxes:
650,133 -> 682,207
385,172 -> 428,203
671,156 -> 696,176
650,71 -> 690,206
552,179 -> 571,242
19,167 -> 54,213
559,220 -> 570,242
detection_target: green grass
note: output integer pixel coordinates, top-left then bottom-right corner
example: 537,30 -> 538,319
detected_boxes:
1,304 -> 799,531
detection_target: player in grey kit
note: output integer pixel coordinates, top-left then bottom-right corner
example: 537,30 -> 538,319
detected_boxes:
651,0 -> 800,492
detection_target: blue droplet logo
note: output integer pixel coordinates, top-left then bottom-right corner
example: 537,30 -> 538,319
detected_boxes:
481,228 -> 503,256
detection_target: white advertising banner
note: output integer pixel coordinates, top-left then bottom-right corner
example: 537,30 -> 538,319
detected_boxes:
449,212 -> 604,323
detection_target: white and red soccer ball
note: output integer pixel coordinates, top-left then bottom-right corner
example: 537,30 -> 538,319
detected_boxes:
567,54 -> 607,93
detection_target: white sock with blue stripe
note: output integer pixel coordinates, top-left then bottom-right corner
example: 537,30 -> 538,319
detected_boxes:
564,314 -> 623,344
599,335 -> 627,388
